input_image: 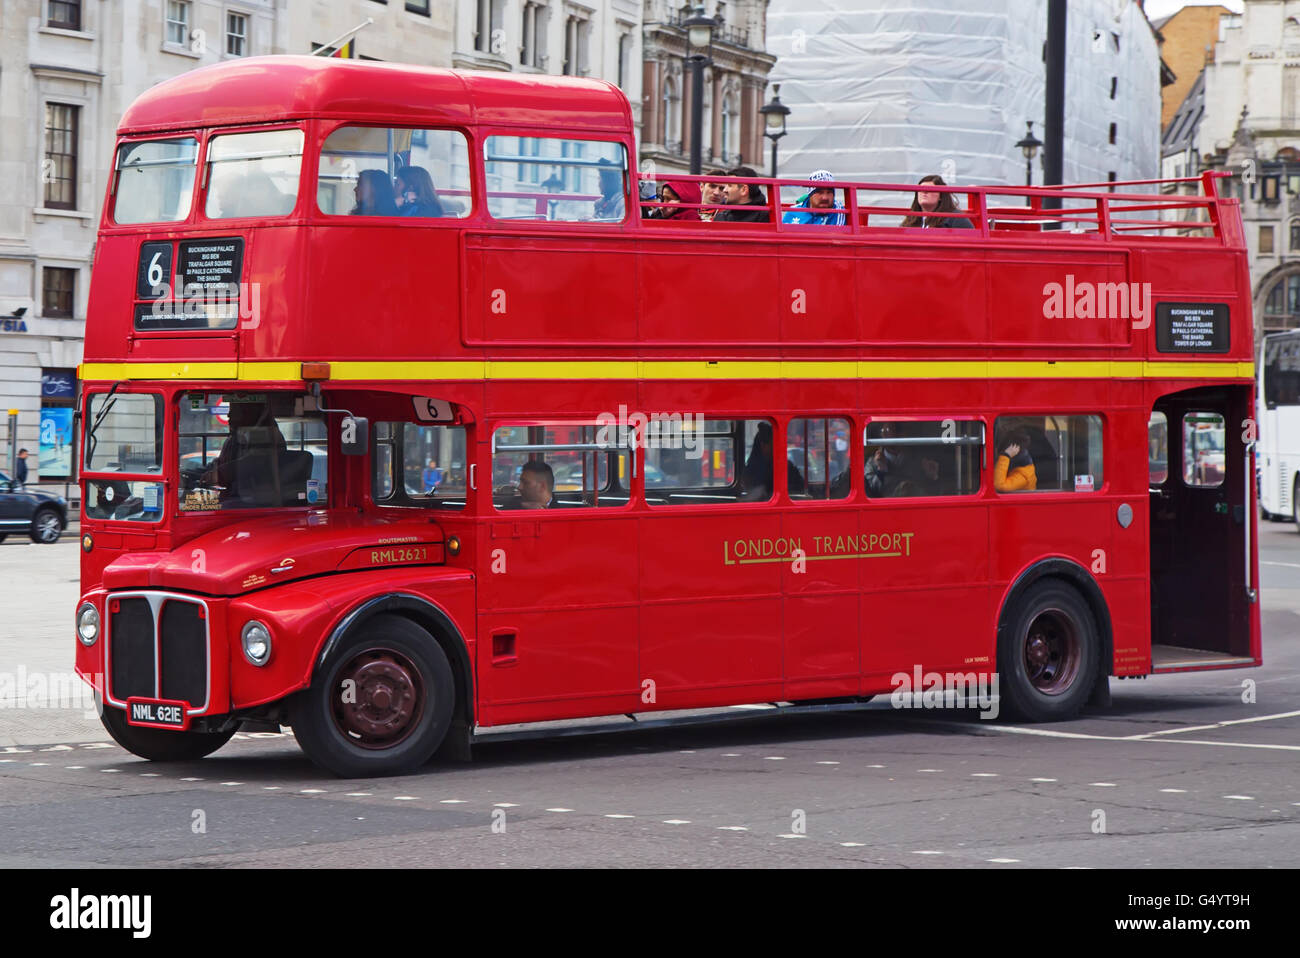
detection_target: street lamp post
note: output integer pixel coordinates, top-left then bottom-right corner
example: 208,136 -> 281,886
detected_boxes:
760,84 -> 791,178
1015,121 -> 1043,187
684,8 -> 715,176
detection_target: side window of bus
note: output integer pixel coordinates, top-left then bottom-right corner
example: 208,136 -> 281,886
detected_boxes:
864,420 -> 984,498
492,424 -> 629,510
318,126 -> 472,218
1182,412 -> 1225,488
788,418 -> 852,500
483,136 -> 627,223
644,419 -> 773,505
1264,337 -> 1300,407
373,422 -> 468,511
1148,411 -> 1169,486
992,415 -> 1104,493
204,129 -> 303,219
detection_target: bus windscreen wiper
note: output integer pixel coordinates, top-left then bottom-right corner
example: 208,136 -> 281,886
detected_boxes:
86,381 -> 123,464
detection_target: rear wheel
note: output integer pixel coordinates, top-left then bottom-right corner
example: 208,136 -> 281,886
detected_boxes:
997,580 -> 1100,722
0,533 -> 7,543
30,508 -> 63,543
290,614 -> 454,777
100,704 -> 236,761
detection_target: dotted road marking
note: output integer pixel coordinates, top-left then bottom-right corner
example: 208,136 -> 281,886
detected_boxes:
987,858 -> 1020,863
663,819 -> 691,825
913,850 -> 943,855
764,756 -> 785,761
718,826 -> 748,831
346,792 -> 371,797
605,814 -> 635,819
1090,782 -> 1117,787
546,808 -> 574,813
1224,795 -> 1254,800
816,761 -> 840,765
1030,778 -> 1057,782
220,781 -> 243,786
777,833 -> 806,839
439,799 -> 467,804
971,773 -> 998,778
1160,788 -> 1187,793
840,842 -> 865,847
493,802 -> 518,808
300,789 -> 325,794
393,796 -> 418,801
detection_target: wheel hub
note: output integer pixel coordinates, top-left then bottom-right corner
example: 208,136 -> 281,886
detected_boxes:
1022,610 -> 1080,695
332,650 -> 425,749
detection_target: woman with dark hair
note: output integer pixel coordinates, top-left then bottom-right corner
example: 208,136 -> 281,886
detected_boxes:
394,165 -> 446,217
901,174 -> 973,229
994,429 -> 1037,492
351,168 -> 399,216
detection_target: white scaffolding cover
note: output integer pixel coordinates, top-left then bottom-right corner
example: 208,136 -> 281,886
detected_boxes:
765,0 -> 1161,188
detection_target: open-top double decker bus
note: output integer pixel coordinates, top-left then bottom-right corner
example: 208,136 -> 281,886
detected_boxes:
75,57 -> 1260,776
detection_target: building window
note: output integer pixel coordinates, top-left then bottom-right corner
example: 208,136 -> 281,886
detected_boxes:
476,0 -> 505,54
166,0 -> 191,46
1261,225 -> 1275,254
521,1 -> 548,68
43,103 -> 79,210
1107,171 -> 1117,193
1110,76 -> 1117,99
562,13 -> 589,76
42,267 -> 76,318
663,75 -> 680,148
47,0 -> 81,30
1290,221 -> 1300,250
1111,32 -> 1120,53
226,12 -> 247,56
406,0 -> 430,14
1108,122 -> 1117,145
617,30 -> 632,89
1264,176 -> 1280,201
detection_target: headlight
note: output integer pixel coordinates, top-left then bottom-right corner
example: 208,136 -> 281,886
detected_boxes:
77,603 -> 100,646
241,620 -> 272,666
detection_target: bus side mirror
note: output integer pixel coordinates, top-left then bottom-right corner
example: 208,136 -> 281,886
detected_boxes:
340,416 -> 369,456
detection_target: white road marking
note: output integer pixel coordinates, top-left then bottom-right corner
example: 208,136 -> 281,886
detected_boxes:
1090,782 -> 1117,787
180,777 -> 203,781
764,756 -> 786,760
30,763 -> 48,767
439,799 -> 467,804
220,781 -> 243,786
346,792 -> 372,797
1160,788 -> 1187,793
957,722 -> 1300,752
777,833 -> 806,839
971,773 -> 999,777
722,753 -> 740,757
1261,560 -> 1300,569
663,819 -> 691,824
1128,710 -> 1300,739
817,761 -> 840,765
139,773 -> 160,777
546,807 -> 574,813
264,786 -> 281,791
1030,777 -> 1058,782
913,850 -> 943,855
393,796 -> 418,801
605,814 -> 635,819
731,703 -> 776,710
493,802 -> 518,808
300,789 -> 325,794
718,826 -> 748,831
840,842 -> 865,847
987,858 -> 1020,863
867,764 -> 885,768
101,769 -> 121,774
64,766 -> 84,770
918,768 -> 942,773
1224,795 -> 1255,800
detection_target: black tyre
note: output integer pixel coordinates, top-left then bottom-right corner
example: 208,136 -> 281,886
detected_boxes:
30,508 -> 63,544
1293,477 -> 1300,529
0,533 -> 7,543
290,613 -> 455,777
997,580 -> 1100,722
100,704 -> 236,761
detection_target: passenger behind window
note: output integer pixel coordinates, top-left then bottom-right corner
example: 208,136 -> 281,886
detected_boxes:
650,180 -> 701,221
517,460 -> 557,509
782,169 -> 846,226
699,170 -> 727,222
901,174 -> 973,229
993,429 -> 1037,492
864,423 -> 940,497
422,458 -> 444,493
206,399 -> 286,506
351,168 -> 399,216
395,165 -> 446,218
593,157 -> 625,221
714,166 -> 770,223
741,422 -> 805,499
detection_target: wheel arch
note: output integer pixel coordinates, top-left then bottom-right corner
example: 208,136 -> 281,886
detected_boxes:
997,558 -> 1114,677
316,593 -> 473,726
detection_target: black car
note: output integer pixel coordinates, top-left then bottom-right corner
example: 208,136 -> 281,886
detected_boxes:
0,470 -> 67,543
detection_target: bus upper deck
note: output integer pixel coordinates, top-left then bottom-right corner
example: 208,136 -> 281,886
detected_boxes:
84,56 -> 1251,377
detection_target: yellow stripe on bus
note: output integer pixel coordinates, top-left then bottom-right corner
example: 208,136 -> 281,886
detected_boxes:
77,359 -> 1256,383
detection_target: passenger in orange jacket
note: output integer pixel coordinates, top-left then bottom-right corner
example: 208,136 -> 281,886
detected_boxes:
994,430 -> 1037,492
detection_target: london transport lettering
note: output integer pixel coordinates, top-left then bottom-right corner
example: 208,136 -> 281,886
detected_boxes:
723,532 -> 915,565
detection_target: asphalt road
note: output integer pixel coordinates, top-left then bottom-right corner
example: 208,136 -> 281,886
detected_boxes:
1,531 -> 1297,868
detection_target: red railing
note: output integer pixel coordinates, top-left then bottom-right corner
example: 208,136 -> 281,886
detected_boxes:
634,169 -> 1235,244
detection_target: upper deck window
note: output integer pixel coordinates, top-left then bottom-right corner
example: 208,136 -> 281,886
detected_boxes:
204,129 -> 303,219
484,136 -> 627,223
318,126 -> 472,218
113,138 -> 198,224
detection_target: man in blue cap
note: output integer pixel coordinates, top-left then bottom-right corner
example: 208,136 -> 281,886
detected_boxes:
782,169 -> 846,226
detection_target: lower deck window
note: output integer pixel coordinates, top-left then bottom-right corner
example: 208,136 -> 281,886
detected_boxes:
492,423 -> 628,510
993,414 -> 1104,493
644,419 -> 774,504
863,420 -> 984,497
373,422 -> 467,510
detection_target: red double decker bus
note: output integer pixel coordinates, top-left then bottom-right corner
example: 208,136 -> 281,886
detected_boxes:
74,57 -> 1260,776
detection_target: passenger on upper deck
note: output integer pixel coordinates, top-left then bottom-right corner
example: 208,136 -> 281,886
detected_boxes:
901,174 -> 973,229
394,166 -> 446,218
594,158 -> 625,221
714,166 -> 770,223
351,169 -> 399,216
650,180 -> 702,221
782,169 -> 847,226
699,171 -> 727,222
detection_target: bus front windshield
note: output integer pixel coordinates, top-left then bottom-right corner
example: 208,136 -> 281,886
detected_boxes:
177,392 -> 328,511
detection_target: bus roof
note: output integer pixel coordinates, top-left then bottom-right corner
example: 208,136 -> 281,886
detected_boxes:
117,55 -> 633,136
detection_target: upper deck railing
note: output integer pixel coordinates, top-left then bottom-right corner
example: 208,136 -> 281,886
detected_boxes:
635,170 -> 1236,245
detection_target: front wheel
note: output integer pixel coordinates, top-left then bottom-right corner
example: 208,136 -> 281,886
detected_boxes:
290,614 -> 455,777
100,705 -> 236,761
997,580 -> 1100,722
30,508 -> 63,543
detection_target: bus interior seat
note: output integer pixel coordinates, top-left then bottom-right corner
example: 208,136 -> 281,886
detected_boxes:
278,450 -> 315,505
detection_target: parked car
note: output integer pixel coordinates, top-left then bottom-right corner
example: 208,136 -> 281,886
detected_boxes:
0,471 -> 67,543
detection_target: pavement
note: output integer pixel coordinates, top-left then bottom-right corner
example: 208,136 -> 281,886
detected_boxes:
1,528 -> 1296,867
